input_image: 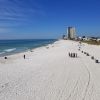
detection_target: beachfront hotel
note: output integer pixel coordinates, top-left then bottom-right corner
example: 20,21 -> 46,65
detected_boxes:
67,27 -> 76,39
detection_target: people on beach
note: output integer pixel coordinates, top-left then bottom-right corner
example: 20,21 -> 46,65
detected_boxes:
70,53 -> 73,57
4,56 -> 7,59
24,55 -> 25,59
73,53 -> 75,58
69,52 -> 70,57
68,53 -> 77,58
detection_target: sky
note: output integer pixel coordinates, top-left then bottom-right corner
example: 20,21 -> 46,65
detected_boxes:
0,0 -> 100,39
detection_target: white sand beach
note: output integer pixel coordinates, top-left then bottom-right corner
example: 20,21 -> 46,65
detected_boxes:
0,40 -> 100,100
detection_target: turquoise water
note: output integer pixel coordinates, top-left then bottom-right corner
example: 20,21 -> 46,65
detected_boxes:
0,39 -> 57,57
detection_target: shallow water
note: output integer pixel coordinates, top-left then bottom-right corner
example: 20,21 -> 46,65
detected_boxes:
0,39 -> 57,57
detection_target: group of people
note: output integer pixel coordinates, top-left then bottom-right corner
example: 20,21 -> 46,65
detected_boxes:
4,55 -> 26,60
68,53 -> 77,58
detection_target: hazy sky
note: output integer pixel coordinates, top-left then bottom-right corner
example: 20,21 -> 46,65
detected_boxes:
0,0 -> 100,39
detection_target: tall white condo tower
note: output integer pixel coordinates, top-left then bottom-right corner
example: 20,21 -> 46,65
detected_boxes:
67,27 -> 76,39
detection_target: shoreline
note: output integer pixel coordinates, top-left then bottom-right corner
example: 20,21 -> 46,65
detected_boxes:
0,39 -> 58,57
0,40 -> 59,63
0,39 -> 100,64
0,39 -> 58,58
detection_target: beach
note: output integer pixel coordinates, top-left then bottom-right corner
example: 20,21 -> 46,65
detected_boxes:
0,40 -> 100,100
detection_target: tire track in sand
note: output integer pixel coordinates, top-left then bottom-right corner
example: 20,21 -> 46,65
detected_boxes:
80,58 -> 91,100
66,79 -> 79,100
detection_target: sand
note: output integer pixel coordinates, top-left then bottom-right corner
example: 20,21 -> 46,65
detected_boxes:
0,40 -> 100,100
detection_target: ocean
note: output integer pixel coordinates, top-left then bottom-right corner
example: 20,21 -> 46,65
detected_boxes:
0,39 -> 57,57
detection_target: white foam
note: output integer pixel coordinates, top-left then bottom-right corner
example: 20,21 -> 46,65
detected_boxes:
0,52 -> 5,54
4,48 -> 16,52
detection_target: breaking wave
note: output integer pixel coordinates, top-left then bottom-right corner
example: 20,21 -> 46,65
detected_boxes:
4,48 -> 16,52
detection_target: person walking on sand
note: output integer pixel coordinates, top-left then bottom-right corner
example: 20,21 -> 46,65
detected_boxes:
69,52 -> 70,57
24,55 -> 25,59
70,53 -> 72,57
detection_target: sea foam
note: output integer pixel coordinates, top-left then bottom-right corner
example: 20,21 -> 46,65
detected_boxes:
0,52 -> 5,54
4,48 -> 16,52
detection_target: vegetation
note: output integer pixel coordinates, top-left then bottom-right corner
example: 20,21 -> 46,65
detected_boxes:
81,40 -> 100,45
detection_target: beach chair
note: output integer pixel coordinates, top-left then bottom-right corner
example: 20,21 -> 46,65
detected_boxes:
84,52 -> 86,54
91,56 -> 94,60
86,53 -> 89,56
95,59 -> 99,63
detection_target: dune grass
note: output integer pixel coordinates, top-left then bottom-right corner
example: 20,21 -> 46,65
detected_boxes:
82,40 -> 100,45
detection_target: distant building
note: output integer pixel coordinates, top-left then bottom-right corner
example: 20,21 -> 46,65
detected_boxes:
67,27 -> 76,39
77,36 -> 82,41
97,38 -> 100,42
62,35 -> 66,40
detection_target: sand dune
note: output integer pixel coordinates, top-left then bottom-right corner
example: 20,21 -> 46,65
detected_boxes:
0,40 -> 100,100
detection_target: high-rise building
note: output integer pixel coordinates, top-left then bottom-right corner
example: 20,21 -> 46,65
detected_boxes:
67,27 -> 76,39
